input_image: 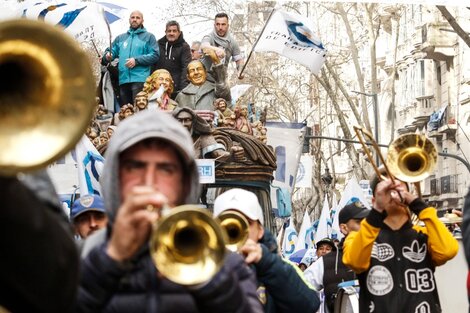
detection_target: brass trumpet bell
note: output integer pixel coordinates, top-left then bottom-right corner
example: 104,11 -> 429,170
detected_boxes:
386,134 -> 437,183
150,205 -> 226,285
218,210 -> 249,252
0,19 -> 95,175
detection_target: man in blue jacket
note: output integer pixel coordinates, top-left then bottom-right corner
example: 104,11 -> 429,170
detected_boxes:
103,11 -> 159,106
214,188 -> 320,313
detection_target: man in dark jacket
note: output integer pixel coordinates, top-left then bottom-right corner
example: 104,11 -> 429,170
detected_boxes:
304,201 -> 368,312
77,110 -> 262,313
0,172 -> 79,313
154,20 -> 192,98
214,188 -> 320,313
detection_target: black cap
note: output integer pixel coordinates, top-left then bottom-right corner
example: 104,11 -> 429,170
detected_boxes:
315,237 -> 336,250
339,201 -> 369,224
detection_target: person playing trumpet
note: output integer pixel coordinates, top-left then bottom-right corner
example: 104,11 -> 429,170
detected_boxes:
214,188 -> 320,313
343,168 -> 459,313
77,110 -> 262,313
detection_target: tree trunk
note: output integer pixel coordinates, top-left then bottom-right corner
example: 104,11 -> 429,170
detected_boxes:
436,6 -> 470,49
325,60 -> 363,125
317,68 -> 368,179
336,3 -> 372,132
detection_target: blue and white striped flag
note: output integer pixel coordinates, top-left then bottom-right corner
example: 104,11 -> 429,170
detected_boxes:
75,136 -> 104,196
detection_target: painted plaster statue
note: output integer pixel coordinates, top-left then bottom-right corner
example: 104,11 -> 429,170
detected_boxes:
175,48 -> 231,110
214,98 -> 235,128
143,69 -> 177,111
173,107 -> 230,161
113,103 -> 135,126
133,91 -> 148,112
234,104 -> 253,135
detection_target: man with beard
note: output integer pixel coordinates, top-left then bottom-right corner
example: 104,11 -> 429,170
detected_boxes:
201,12 -> 244,78
172,107 -> 230,161
76,110 -> 261,313
102,11 -> 159,106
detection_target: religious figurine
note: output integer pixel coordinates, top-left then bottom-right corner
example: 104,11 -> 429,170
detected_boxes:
113,103 -> 134,125
95,104 -> 113,132
253,121 -> 268,144
106,125 -> 116,140
143,69 -> 178,111
214,98 -> 235,128
134,91 -> 148,112
86,125 -> 99,141
234,104 -> 253,135
173,107 -> 230,161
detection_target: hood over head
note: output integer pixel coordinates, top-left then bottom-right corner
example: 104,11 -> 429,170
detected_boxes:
172,106 -> 212,135
102,110 -> 200,227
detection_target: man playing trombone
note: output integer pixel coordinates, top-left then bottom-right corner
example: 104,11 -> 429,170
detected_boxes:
343,168 -> 458,313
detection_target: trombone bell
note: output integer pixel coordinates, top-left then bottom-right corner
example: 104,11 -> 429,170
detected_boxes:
0,19 -> 95,175
150,205 -> 226,285
386,134 -> 437,183
218,210 -> 249,252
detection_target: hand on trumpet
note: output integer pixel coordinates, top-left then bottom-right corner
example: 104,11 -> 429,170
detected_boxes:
240,238 -> 263,264
106,186 -> 167,262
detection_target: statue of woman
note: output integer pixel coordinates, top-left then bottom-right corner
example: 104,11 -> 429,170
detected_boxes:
143,69 -> 178,111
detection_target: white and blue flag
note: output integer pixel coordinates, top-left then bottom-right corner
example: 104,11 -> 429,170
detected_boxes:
75,136 -> 104,196
254,9 -> 326,74
281,217 -> 298,258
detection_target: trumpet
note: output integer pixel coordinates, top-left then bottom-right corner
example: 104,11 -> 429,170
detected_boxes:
218,210 -> 249,252
149,205 -> 227,285
0,19 -> 95,175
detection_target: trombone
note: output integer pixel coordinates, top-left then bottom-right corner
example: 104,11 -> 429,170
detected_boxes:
354,126 -> 437,208
149,205 -> 227,286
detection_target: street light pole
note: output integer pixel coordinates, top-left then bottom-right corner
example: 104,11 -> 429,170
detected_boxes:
352,90 -> 379,166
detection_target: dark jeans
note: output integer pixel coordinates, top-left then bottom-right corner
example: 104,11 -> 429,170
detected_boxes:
119,82 -> 144,106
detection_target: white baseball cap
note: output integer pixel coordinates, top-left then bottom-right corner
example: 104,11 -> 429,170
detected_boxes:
213,188 -> 264,225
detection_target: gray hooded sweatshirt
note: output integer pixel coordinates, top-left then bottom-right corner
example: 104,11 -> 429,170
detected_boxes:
101,109 -> 200,225
77,110 -> 262,313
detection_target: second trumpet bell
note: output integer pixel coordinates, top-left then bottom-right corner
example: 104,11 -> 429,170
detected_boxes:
218,210 -> 249,252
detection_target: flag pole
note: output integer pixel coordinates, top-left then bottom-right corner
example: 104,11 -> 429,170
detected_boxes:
238,7 -> 276,79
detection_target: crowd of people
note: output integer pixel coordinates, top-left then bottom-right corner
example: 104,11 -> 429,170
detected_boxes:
93,10 -> 266,155
0,8 -> 465,313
